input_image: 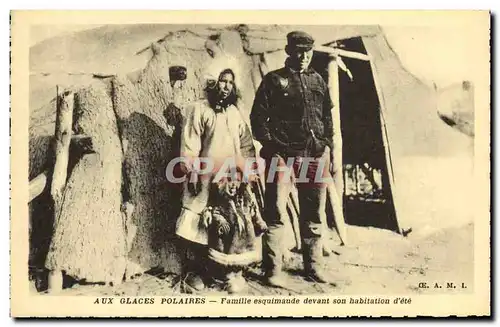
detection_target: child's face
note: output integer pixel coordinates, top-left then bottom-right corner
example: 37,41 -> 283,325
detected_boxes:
218,172 -> 243,198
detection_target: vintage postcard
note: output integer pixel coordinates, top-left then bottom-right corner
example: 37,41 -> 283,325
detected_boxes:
11,10 -> 490,318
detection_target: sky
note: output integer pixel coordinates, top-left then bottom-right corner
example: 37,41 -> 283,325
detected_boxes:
29,24 -> 104,46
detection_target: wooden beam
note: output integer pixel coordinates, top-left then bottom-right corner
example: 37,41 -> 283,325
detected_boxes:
28,134 -> 93,203
29,171 -> 48,203
336,48 -> 371,61
93,73 -> 116,79
315,45 -> 371,61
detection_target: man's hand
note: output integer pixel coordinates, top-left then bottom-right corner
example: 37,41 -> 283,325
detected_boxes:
244,159 -> 261,183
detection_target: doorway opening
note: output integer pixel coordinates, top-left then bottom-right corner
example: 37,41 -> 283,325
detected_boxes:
310,37 -> 400,233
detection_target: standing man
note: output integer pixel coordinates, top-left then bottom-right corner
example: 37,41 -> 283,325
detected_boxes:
250,31 -> 336,287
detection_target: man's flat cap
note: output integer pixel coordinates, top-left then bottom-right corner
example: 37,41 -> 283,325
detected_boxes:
286,31 -> 315,51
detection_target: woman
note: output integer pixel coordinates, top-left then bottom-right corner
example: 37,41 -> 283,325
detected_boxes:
174,56 -> 259,293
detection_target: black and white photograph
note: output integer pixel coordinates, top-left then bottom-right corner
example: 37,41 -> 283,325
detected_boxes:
11,10 -> 490,317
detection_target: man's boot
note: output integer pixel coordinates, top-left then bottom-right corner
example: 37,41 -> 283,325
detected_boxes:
184,270 -> 205,292
262,227 -> 288,288
183,243 -> 207,292
226,270 -> 247,294
302,237 -> 336,284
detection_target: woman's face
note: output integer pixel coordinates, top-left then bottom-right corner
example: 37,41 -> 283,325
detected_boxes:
217,72 -> 234,100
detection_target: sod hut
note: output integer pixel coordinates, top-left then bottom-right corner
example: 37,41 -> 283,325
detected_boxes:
29,24 -> 475,282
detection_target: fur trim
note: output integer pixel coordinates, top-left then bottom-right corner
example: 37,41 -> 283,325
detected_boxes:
203,55 -> 242,87
208,248 -> 260,267
175,208 -> 208,245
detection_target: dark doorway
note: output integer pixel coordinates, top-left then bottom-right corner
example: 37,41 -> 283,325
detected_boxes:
310,37 -> 400,233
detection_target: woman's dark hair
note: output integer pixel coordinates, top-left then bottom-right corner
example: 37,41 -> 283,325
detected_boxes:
205,68 -> 241,109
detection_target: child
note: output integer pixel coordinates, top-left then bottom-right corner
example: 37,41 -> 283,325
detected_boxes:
201,174 -> 267,294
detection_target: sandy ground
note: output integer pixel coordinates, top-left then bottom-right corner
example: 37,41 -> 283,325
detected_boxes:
27,84 -> 476,297
29,156 -> 476,297
27,24 -> 478,298
31,221 -> 473,297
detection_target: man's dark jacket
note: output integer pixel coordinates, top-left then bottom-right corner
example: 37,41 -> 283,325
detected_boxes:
250,64 -> 335,158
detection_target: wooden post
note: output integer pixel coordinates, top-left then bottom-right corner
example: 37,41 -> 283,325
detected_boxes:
326,55 -> 348,245
326,182 -> 347,246
355,165 -> 361,194
47,89 -> 74,293
368,59 -> 403,234
47,270 -> 63,294
122,201 -> 136,254
327,56 -> 345,202
51,90 -> 74,203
